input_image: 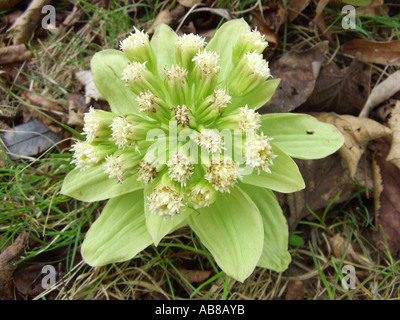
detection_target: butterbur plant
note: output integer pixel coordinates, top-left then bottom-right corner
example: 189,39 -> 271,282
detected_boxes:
61,19 -> 344,282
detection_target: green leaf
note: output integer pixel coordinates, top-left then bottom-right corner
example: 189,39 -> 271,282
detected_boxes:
61,166 -> 144,202
238,184 -> 291,272
261,113 -> 344,159
91,49 -> 139,115
144,180 -> 193,246
81,190 -> 153,266
241,143 -> 305,193
188,186 -> 264,282
150,23 -> 178,75
206,18 -> 250,83
227,78 -> 280,112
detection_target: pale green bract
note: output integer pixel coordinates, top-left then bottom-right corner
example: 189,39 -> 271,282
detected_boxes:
61,19 -> 344,282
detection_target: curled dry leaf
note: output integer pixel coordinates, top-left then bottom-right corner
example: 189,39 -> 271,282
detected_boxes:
342,39 -> 400,67
386,101 -> 400,169
148,10 -> 173,34
329,234 -> 371,267
0,232 -> 28,298
285,153 -> 372,230
8,0 -> 52,45
299,61 -> 368,115
371,138 -> 400,258
21,91 -> 65,133
75,70 -> 104,104
0,44 -> 33,65
315,112 -> 392,178
285,280 -> 305,300
176,268 -> 211,284
263,41 -> 329,113
287,0 -> 311,22
359,70 -> 400,118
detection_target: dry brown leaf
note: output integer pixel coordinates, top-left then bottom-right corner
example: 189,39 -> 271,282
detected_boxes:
0,232 -> 28,299
75,70 -> 104,104
329,234 -> 371,267
148,10 -> 173,34
66,93 -> 86,127
176,268 -> 211,284
287,0 -> 311,22
285,281 -> 305,300
285,153 -> 369,230
21,92 -> 65,133
342,39 -> 400,67
0,44 -> 33,65
313,0 -> 333,43
299,61 -> 368,115
386,101 -> 400,169
371,138 -> 400,258
8,0 -> 52,44
315,113 -> 392,178
262,41 -> 329,113
359,70 -> 400,118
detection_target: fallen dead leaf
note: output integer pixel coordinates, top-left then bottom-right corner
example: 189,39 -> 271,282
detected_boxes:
262,41 -> 329,113
75,70 -> 104,104
313,0 -> 333,43
0,232 -> 28,299
8,0 -> 52,44
285,280 -> 305,300
315,113 -> 392,178
371,138 -> 400,258
285,153 -> 371,230
0,44 -> 33,65
176,268 -> 211,284
66,93 -> 87,127
329,234 -> 371,267
359,70 -> 400,118
21,91 -> 65,133
148,10 -> 173,34
287,0 -> 311,22
299,61 -> 368,115
342,39 -> 400,67
386,101 -> 400,169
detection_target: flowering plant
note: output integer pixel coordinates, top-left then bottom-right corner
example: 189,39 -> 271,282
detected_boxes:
61,19 -> 343,282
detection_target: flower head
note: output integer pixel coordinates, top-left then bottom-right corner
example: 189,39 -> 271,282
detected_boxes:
204,158 -> 240,192
193,129 -> 224,153
175,34 -> 206,55
136,159 -> 157,184
167,153 -> 193,186
192,50 -> 220,78
110,116 -> 134,149
238,105 -> 261,133
243,51 -> 271,79
186,181 -> 217,209
241,28 -> 268,53
245,133 -> 276,173
210,89 -> 231,112
136,90 -> 156,113
103,155 -> 125,183
148,185 -> 184,219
